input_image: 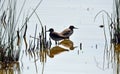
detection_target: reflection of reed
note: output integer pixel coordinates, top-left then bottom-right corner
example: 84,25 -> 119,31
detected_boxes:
0,62 -> 20,74
114,44 -> 120,74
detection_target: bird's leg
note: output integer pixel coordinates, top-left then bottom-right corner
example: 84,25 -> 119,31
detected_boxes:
55,41 -> 57,45
67,37 -> 69,39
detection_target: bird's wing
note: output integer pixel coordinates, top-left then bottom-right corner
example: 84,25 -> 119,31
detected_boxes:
51,32 -> 66,38
61,29 -> 71,36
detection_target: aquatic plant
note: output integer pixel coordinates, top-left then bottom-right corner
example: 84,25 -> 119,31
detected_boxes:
95,0 -> 120,74
0,0 -> 27,64
0,1 -> 43,74
0,0 -> 28,74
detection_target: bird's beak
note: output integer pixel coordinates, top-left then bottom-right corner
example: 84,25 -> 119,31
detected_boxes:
74,27 -> 78,29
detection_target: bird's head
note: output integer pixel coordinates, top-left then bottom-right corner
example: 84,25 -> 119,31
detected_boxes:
46,28 -> 54,32
69,25 -> 78,30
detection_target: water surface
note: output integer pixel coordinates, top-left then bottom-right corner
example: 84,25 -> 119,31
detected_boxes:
14,0 -> 114,74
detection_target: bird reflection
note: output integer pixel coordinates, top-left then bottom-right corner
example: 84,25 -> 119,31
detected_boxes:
47,39 -> 76,58
47,46 -> 69,58
59,39 -> 76,50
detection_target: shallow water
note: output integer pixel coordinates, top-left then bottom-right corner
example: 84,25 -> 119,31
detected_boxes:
22,0 -> 113,74
0,0 -> 114,74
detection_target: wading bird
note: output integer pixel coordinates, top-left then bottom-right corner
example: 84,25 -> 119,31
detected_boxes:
60,25 -> 78,38
47,28 -> 67,45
